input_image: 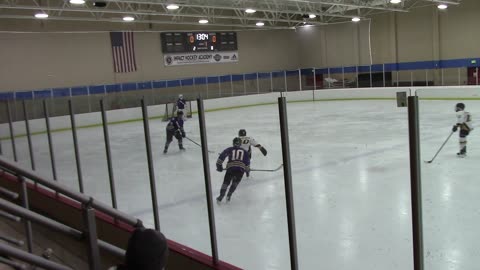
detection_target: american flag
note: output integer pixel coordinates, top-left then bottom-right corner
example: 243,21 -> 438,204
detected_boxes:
110,32 -> 137,73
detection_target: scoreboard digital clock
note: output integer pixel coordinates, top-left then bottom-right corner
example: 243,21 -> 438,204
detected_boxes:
161,32 -> 237,53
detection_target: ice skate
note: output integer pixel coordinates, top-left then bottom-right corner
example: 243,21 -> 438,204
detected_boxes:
163,148 -> 168,154
226,195 -> 231,202
216,196 -> 223,203
457,147 -> 466,158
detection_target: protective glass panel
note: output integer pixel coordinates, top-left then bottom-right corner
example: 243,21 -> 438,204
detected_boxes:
299,88 -> 412,268
258,72 -> 272,93
416,86 -> 479,270
207,94 -> 290,269
285,70 -> 300,91
272,71 -> 286,92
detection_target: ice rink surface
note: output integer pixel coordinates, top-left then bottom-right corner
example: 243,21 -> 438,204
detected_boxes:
2,99 -> 479,270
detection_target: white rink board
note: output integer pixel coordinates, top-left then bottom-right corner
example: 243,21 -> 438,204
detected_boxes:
2,86 -> 480,138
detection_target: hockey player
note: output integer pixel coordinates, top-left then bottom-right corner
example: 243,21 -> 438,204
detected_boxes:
216,137 -> 250,203
238,129 -> 267,177
163,111 -> 186,154
452,102 -> 473,157
176,94 -> 186,117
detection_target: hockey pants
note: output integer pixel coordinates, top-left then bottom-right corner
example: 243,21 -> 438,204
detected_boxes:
219,170 -> 244,199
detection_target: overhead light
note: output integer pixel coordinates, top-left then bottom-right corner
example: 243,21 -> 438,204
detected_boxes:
309,14 -> 316,19
256,22 -> 264,26
123,16 -> 135,21
166,4 -> 179,10
437,4 -> 448,9
351,17 -> 361,22
34,12 -> 49,19
199,19 -> 208,24
390,0 -> 401,4
245,8 -> 256,13
69,0 -> 85,4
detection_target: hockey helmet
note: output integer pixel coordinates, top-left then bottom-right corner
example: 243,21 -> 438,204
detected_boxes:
177,110 -> 184,116
455,103 -> 465,112
233,137 -> 242,147
238,129 -> 247,137
179,94 -> 183,99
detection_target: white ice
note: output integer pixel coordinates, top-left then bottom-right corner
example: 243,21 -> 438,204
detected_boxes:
2,98 -> 479,270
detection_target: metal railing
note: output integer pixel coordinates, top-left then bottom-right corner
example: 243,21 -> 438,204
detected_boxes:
0,156 -> 138,269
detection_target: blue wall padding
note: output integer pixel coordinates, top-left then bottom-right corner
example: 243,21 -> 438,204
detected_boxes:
272,71 -> 284,78
258,72 -> 271,79
0,92 -> 14,100
244,73 -> 257,80
232,75 -> 243,82
15,91 -> 33,100
138,81 -> 153,90
89,85 -> 105,95
121,83 -> 137,91
207,76 -> 219,84
181,78 -> 194,86
33,89 -> 52,98
167,80 -> 181,88
153,81 -> 167,89
194,77 -> 207,85
220,75 -> 231,83
71,87 -> 88,96
105,84 -> 121,93
52,88 -> 70,97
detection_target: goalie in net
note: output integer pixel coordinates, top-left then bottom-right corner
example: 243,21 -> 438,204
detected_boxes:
162,94 -> 193,121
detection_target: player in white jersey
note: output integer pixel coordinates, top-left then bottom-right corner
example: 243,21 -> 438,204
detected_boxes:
452,103 -> 473,157
238,129 -> 267,176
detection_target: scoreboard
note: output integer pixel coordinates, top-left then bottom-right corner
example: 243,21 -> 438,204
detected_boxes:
161,32 -> 237,53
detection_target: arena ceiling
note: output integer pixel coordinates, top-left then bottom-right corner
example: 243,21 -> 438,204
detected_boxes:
0,0 -> 462,30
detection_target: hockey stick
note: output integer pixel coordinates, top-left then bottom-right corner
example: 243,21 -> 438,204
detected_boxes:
424,131 -> 454,164
250,164 -> 283,172
184,136 -> 216,153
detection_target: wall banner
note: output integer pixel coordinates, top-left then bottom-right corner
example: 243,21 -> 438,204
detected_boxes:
164,51 -> 239,66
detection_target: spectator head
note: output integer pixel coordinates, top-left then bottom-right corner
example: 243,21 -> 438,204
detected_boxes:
125,228 -> 169,270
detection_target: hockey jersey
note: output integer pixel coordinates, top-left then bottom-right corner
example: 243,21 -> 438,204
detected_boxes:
177,98 -> 186,110
166,117 -> 184,132
217,146 -> 250,173
238,136 -> 259,152
456,111 -> 474,131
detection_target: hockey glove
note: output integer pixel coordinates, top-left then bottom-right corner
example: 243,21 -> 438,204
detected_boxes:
216,165 -> 223,172
182,130 -> 186,138
259,146 -> 267,156
452,125 -> 458,132
174,130 -> 182,140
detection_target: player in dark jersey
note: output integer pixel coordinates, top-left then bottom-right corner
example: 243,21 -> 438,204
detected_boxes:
216,137 -> 250,203
176,94 -> 186,117
163,111 -> 185,154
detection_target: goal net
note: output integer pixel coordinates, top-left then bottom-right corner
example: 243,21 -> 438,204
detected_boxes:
162,100 -> 193,121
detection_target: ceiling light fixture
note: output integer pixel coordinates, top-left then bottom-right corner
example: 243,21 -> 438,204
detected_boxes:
256,22 -> 264,26
390,0 -> 401,4
309,14 -> 316,19
69,0 -> 86,4
245,8 -> 256,14
437,4 -> 448,9
166,4 -> 179,10
351,17 -> 360,22
199,19 -> 209,24
123,16 -> 135,21
34,12 -> 49,19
